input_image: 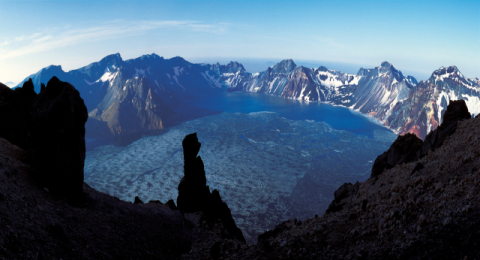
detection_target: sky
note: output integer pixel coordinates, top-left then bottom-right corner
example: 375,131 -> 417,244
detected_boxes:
0,0 -> 479,86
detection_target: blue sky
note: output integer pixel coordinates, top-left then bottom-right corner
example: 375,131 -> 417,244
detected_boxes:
0,0 -> 478,86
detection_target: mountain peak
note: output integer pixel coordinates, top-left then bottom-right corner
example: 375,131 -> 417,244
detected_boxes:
225,61 -> 246,72
272,59 -> 296,74
357,68 -> 371,76
438,65 -> 459,73
318,66 -> 329,72
101,53 -> 123,62
431,65 -> 462,80
43,65 -> 63,71
380,61 -> 393,67
138,53 -> 162,60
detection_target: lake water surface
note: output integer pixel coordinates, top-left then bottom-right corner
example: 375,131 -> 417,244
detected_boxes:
188,91 -> 389,138
84,91 -> 397,244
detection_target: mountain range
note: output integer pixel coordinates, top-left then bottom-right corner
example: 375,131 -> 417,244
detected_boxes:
14,53 -> 480,139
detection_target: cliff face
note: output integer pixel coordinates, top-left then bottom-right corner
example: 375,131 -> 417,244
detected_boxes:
87,75 -> 177,137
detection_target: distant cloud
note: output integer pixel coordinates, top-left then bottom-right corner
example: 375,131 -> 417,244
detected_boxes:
0,20 -> 228,61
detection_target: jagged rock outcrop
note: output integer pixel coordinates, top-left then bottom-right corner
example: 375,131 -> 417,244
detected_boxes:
371,100 -> 472,178
177,133 -> 210,213
326,182 -> 360,213
177,133 -> 245,243
28,76 -> 88,198
14,78 -> 37,104
419,99 -> 471,158
0,83 -> 30,149
371,133 -> 423,178
0,77 -> 88,199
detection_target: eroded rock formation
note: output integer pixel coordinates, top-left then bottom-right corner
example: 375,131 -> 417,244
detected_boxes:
177,133 -> 246,243
371,133 -> 423,178
29,76 -> 88,198
0,77 -> 88,199
0,82 -> 30,149
177,133 -> 210,213
419,99 -> 471,158
371,99 -> 472,178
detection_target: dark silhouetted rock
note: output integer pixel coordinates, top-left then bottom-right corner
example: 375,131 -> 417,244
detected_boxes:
14,78 -> 37,104
0,83 -> 30,149
334,183 -> 353,202
177,133 -> 210,213
177,133 -> 245,243
362,199 -> 368,212
371,133 -> 423,178
134,196 -> 144,204
40,83 -> 46,93
29,76 -> 88,199
204,189 -> 245,243
420,99 -> 471,158
326,182 -> 360,214
166,199 -> 177,210
0,77 -> 88,199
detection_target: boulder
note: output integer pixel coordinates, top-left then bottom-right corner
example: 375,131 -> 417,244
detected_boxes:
420,99 -> 471,158
29,76 -> 88,199
371,133 -> 423,178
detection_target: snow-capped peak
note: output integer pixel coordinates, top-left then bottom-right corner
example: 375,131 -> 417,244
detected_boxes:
431,66 -> 462,82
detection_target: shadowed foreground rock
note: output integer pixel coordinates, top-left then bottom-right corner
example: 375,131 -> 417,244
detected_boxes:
371,99 -> 472,179
420,99 -> 471,158
371,133 -> 423,178
223,99 -> 480,259
30,76 -> 88,198
177,133 -> 210,212
0,77 -> 88,199
178,133 -> 246,243
0,79 -> 40,149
